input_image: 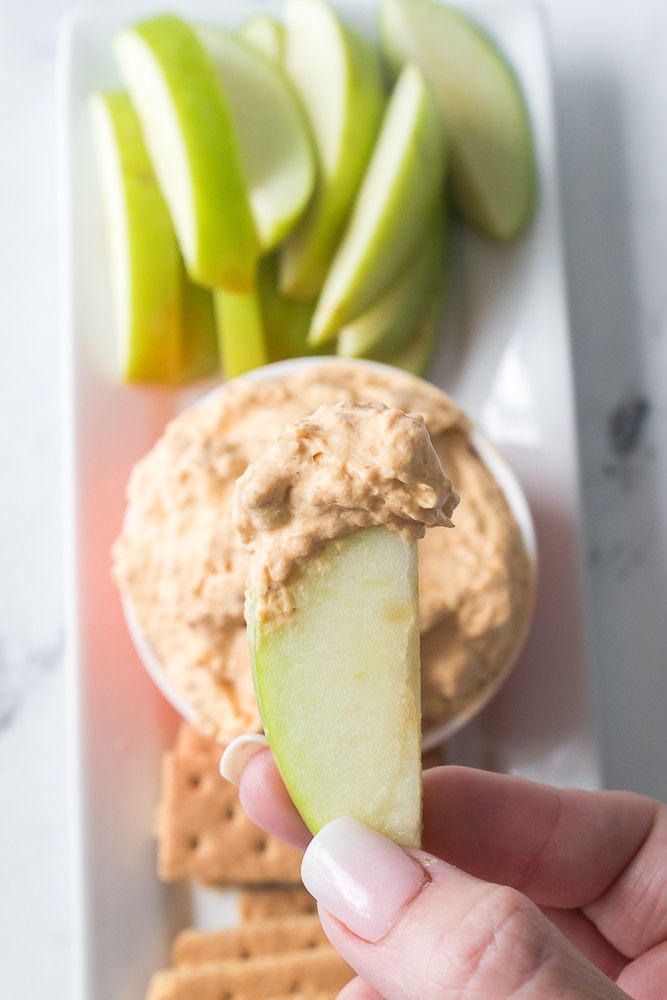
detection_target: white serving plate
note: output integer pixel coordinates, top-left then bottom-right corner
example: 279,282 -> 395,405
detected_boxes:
58,3 -> 602,999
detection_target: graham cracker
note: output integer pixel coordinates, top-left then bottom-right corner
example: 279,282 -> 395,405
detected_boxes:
238,886 -> 318,923
155,726 -> 302,886
157,723 -> 443,887
145,947 -> 353,1000
173,914 -> 328,965
174,724 -> 222,758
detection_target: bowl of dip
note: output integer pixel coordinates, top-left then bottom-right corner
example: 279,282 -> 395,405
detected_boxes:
112,357 -> 536,750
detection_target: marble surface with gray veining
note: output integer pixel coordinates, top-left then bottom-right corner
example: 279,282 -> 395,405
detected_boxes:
1,0 -> 666,996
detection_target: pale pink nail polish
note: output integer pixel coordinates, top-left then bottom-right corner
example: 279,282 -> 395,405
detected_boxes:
301,817 -> 427,942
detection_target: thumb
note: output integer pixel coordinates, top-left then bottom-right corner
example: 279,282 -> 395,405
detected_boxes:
301,818 -> 629,1000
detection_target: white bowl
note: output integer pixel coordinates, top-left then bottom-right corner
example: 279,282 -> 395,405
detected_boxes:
421,423 -> 536,749
120,356 -> 537,751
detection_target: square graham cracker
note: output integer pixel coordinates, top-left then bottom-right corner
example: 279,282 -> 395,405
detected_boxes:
157,724 -> 444,887
155,726 -> 302,886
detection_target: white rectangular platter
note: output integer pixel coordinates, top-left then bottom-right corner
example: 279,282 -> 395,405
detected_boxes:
58,3 -> 602,999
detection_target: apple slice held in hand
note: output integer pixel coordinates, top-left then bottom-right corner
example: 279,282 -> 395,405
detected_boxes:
279,0 -> 386,298
308,62 -> 447,346
114,14 -> 259,292
381,0 -> 537,241
90,90 -> 217,384
235,401 -> 459,845
248,527 -> 423,845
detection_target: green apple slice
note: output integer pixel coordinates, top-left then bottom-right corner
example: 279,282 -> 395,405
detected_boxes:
386,265 -> 448,376
279,0 -> 386,298
257,256 -> 327,363
240,13 -> 285,64
214,287 -> 268,379
215,254 -> 329,378
248,526 -> 423,846
114,14 -> 258,292
381,0 -> 537,241
90,90 -> 218,384
309,62 -> 447,345
196,26 -> 315,252
337,205 -> 445,361
180,279 -> 219,382
90,89 -> 180,382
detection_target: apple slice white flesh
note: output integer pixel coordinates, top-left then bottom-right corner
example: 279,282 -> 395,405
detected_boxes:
114,14 -> 258,292
337,205 -> 445,361
381,0 -> 537,241
248,526 -> 423,846
279,0 -> 386,298
196,26 -> 315,252
90,90 -> 218,384
240,13 -> 285,64
308,62 -> 447,345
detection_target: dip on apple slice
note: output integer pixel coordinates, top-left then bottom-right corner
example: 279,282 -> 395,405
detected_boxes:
233,400 -> 459,847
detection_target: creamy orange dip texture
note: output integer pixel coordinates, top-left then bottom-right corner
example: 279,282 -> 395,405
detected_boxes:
112,362 -> 534,740
234,400 -> 459,622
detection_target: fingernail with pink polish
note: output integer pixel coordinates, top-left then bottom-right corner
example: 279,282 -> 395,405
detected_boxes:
301,817 -> 427,942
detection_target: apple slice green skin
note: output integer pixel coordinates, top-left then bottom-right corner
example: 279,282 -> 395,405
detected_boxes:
214,286 -> 269,380
386,263 -> 448,376
91,90 -> 218,385
240,13 -> 285,64
90,89 -> 180,383
249,526 -> 423,847
337,204 -> 446,362
279,0 -> 387,299
309,62 -> 447,346
114,14 -> 258,293
196,25 -> 315,253
380,0 -> 537,241
215,253 -> 330,378
257,256 -> 328,363
192,24 -> 315,376
180,279 -> 219,382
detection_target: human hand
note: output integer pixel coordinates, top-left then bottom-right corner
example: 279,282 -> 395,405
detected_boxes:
226,746 -> 667,999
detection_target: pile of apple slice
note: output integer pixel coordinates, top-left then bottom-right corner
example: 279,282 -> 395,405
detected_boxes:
92,0 -> 536,385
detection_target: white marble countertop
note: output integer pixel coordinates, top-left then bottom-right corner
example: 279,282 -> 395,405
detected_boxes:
1,0 -> 666,995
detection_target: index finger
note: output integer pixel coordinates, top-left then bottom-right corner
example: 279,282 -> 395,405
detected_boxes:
238,746 -> 312,850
